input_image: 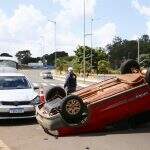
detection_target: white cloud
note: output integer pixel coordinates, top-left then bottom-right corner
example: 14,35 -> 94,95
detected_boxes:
146,21 -> 150,35
52,0 -> 96,35
130,34 -> 139,40
132,0 -> 150,17
94,23 -> 117,47
53,0 -> 96,19
8,5 -> 47,43
0,1 -> 117,57
132,0 -> 150,38
0,9 -> 9,39
0,5 -> 51,57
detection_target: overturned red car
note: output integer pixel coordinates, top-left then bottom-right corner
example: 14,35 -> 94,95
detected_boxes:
36,60 -> 150,137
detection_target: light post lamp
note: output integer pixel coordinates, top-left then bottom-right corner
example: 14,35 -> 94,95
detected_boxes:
40,36 -> 44,55
90,18 -> 101,71
48,20 -> 57,69
40,36 -> 45,64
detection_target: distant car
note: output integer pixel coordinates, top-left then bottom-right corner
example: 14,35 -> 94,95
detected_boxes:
41,71 -> 53,79
0,72 -> 40,119
36,60 -> 150,137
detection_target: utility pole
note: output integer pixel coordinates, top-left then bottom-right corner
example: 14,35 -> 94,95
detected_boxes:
48,20 -> 57,69
40,36 -> 44,57
90,18 -> 93,71
137,38 -> 140,64
90,18 -> 101,72
83,0 -> 86,83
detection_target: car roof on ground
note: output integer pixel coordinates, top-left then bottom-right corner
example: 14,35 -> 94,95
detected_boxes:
0,72 -> 25,77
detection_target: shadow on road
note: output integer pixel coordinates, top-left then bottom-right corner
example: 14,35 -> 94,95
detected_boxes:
0,118 -> 37,126
78,122 -> 150,138
79,111 -> 150,137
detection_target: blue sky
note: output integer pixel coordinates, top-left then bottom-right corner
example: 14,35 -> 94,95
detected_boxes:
0,0 -> 149,56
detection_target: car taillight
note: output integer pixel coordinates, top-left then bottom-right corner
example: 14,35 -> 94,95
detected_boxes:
50,108 -> 58,115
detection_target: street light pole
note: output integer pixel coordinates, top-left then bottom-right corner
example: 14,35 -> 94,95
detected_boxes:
83,0 -> 86,83
48,20 -> 57,69
90,18 -> 101,72
90,18 -> 93,71
40,36 -> 44,57
137,38 -> 140,64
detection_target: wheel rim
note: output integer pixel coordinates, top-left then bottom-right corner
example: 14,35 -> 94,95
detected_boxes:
131,68 -> 140,73
65,99 -> 81,115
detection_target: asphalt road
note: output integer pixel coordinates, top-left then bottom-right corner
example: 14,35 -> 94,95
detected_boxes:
1,69 -> 150,150
1,119 -> 150,150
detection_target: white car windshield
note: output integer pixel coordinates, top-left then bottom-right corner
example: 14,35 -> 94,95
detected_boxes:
0,76 -> 31,90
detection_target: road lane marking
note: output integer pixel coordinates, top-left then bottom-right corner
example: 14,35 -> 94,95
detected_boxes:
0,140 -> 10,150
49,83 -> 57,86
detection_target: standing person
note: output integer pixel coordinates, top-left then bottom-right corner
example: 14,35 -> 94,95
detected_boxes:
64,67 -> 77,94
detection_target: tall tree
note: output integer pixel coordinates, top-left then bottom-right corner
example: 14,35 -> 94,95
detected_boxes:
74,45 -> 108,74
44,51 -> 68,65
107,35 -> 150,69
15,50 -> 32,64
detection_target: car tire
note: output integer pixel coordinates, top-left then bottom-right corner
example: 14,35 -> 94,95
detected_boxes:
60,95 -> 88,125
145,68 -> 150,84
121,59 -> 140,74
46,86 -> 66,102
42,127 -> 50,135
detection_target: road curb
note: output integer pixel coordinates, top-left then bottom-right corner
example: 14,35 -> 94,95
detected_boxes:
53,76 -> 91,87
53,74 -> 98,83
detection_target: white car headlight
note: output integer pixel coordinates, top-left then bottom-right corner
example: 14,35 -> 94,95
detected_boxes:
31,96 -> 40,105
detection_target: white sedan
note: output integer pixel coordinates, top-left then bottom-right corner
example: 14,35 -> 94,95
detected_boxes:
0,72 -> 40,119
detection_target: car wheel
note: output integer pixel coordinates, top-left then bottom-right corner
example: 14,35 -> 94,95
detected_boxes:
145,68 -> 150,84
121,59 -> 140,74
46,86 -> 66,102
60,95 -> 88,125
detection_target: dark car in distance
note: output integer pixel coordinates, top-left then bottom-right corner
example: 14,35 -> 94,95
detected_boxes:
40,71 -> 53,79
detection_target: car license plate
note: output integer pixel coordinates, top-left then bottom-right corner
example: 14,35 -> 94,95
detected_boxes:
9,108 -> 24,114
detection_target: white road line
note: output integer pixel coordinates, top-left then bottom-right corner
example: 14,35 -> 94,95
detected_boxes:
49,83 -> 57,86
0,140 -> 10,150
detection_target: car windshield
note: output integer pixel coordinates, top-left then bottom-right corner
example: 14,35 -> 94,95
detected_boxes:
0,76 -> 31,90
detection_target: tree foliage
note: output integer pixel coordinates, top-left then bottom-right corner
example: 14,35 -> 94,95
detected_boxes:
98,60 -> 110,74
15,50 -> 32,64
74,46 -> 108,74
0,53 -> 12,57
44,51 -> 68,65
56,58 -> 68,74
107,34 -> 150,69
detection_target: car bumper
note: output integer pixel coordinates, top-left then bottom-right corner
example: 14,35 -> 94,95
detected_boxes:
36,104 -> 66,136
0,105 -> 35,119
